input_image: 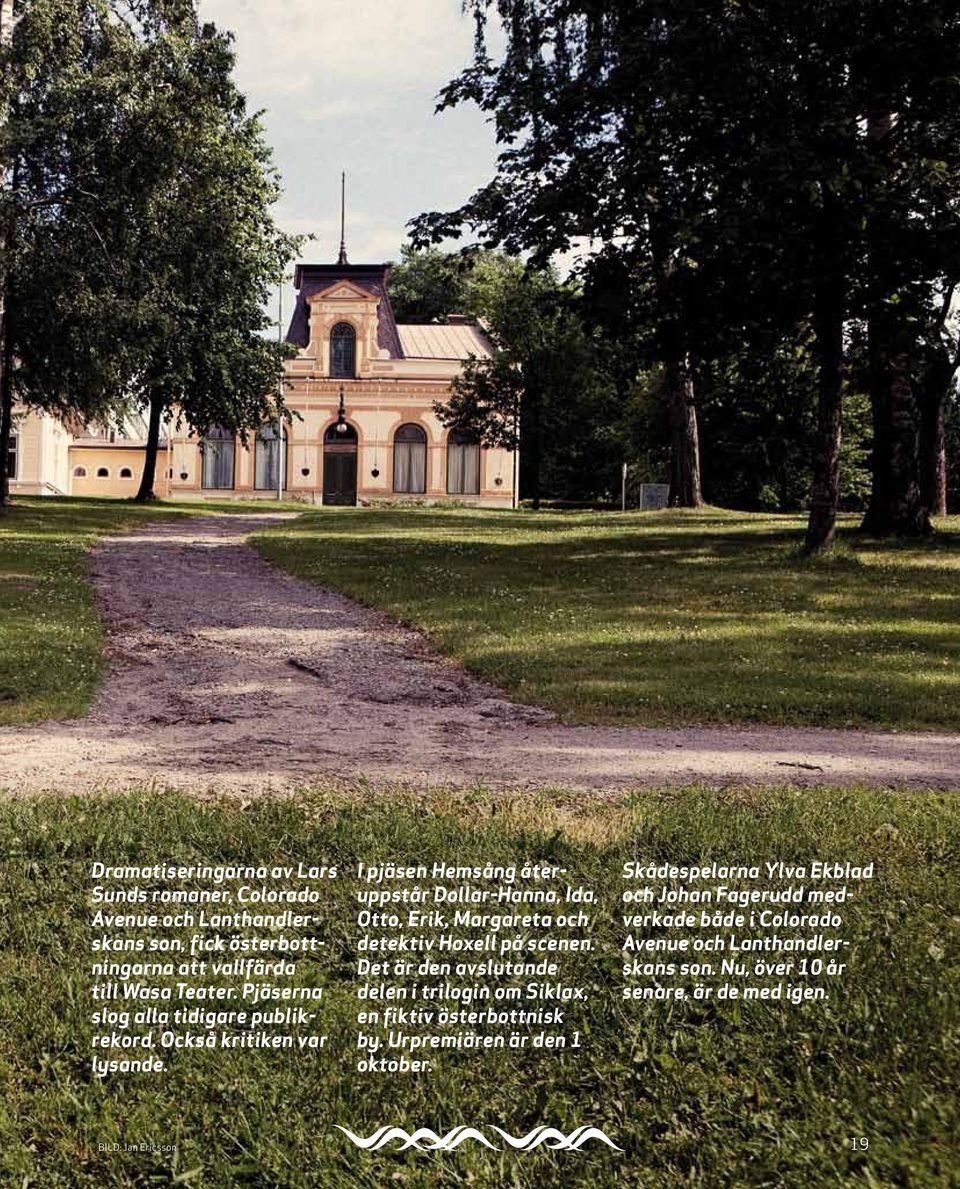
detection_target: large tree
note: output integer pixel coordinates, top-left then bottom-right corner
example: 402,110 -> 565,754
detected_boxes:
853,4 -> 960,536
675,0 -> 959,544
392,246 -> 620,505
723,0 -> 960,541
917,287 -> 959,516
710,0 -> 865,551
668,0 -> 960,542
0,0 -> 296,505
120,15 -> 297,501
409,1 -> 738,508
0,0 -> 176,501
413,0 -> 960,544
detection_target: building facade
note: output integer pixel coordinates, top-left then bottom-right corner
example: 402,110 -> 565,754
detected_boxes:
7,411 -> 171,500
9,260 -> 517,508
165,260 -> 515,507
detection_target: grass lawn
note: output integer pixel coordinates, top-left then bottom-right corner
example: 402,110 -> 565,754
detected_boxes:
0,499 -> 189,724
254,507 -> 960,730
0,497 -> 305,725
0,784 -> 956,1187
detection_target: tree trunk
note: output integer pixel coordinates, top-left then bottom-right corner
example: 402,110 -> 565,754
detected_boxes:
666,356 -> 703,508
936,439 -> 948,517
0,39 -> 15,509
861,340 -> 931,536
0,328 -> 12,506
135,395 -> 164,502
526,387 -> 542,511
919,360 -> 951,517
804,268 -> 846,553
0,215 -> 14,507
650,205 -> 703,511
860,105 -> 931,537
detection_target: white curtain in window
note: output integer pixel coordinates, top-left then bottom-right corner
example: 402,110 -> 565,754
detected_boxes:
394,441 -> 426,493
202,435 -> 235,489
255,430 -> 281,491
448,440 -> 480,495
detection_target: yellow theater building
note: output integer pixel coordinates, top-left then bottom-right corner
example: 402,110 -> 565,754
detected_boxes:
9,258 -> 518,508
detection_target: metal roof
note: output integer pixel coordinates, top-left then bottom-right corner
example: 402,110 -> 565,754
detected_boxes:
396,322 -> 494,361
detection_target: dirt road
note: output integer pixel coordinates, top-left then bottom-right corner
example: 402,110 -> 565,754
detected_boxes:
1,515 -> 958,794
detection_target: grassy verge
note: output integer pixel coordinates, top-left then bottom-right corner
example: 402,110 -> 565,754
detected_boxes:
0,784 -> 956,1188
0,499 -> 189,724
0,496 -> 310,725
254,507 -> 960,730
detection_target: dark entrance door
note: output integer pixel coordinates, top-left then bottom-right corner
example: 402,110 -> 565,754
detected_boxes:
323,423 -> 358,505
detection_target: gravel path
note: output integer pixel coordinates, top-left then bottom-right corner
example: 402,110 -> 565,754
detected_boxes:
1,514 -> 958,794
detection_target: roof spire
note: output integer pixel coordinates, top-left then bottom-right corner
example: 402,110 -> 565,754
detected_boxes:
337,171 -> 349,266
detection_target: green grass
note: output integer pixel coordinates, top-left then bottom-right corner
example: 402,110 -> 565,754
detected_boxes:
0,496 -> 311,725
6,499 -> 960,732
0,499 -> 189,724
0,784 -> 956,1187
254,507 -> 960,730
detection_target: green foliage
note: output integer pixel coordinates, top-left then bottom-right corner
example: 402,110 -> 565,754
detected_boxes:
602,347 -> 873,515
692,340 -> 871,513
256,507 -> 960,730
839,391 -> 874,510
411,1 -> 960,533
456,264 -> 621,504
696,342 -> 820,513
0,0 -> 299,481
0,785 -> 957,1186
391,246 -> 623,504
388,243 -> 471,323
444,352 -> 522,451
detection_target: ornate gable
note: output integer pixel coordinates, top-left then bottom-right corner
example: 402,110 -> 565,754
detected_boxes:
308,280 -> 379,306
300,277 -> 385,373
286,263 -> 403,362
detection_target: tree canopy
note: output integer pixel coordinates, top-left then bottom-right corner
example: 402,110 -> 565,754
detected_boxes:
411,0 -> 960,541
392,246 -> 620,506
0,0 -> 298,503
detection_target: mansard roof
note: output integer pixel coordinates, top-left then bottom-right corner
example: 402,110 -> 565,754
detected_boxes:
286,263 -> 403,359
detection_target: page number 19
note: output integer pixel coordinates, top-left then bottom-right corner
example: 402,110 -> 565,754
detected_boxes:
850,1138 -> 869,1152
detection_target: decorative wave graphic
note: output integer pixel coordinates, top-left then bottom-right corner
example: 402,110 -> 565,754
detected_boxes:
492,1125 -> 622,1151
335,1124 -> 622,1153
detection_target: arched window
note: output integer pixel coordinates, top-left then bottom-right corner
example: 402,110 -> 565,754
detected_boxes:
73,466 -> 87,478
447,431 -> 480,495
202,426 -> 235,490
96,467 -> 110,479
330,322 -> 356,378
393,423 -> 427,494
119,467 -> 133,479
255,425 -> 286,491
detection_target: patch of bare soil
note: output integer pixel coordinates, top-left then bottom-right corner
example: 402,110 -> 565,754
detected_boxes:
1,515 -> 959,795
